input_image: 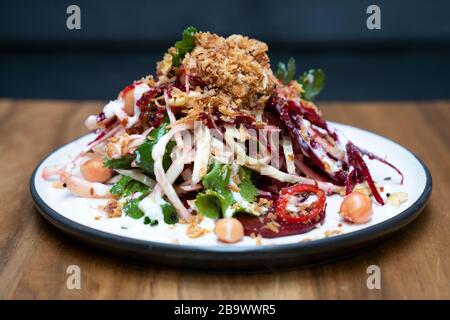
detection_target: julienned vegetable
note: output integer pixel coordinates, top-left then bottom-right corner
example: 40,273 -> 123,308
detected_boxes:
43,27 -> 404,243
135,116 -> 176,177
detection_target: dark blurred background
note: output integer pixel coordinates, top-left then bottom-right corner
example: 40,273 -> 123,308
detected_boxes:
1,0 -> 449,101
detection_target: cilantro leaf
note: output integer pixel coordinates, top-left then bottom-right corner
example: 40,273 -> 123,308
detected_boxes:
201,162 -> 235,208
135,116 -> 174,177
195,162 -> 235,218
202,161 -> 230,191
123,191 -> 150,219
276,62 -> 287,83
195,162 -> 259,218
110,176 -> 132,196
171,26 -> 198,67
195,191 -> 223,219
161,203 -> 179,224
276,59 -> 325,100
163,140 -> 176,170
103,154 -> 135,169
123,199 -> 144,219
276,57 -> 296,84
110,175 -> 149,198
144,216 -> 159,226
123,180 -> 149,197
298,69 -> 325,101
237,167 -> 257,202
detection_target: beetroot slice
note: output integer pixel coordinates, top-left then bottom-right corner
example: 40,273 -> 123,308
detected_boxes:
237,211 -> 325,239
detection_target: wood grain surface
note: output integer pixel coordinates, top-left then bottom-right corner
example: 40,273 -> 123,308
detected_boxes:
0,99 -> 449,299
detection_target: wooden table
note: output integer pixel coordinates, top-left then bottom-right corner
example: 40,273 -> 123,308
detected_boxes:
0,99 -> 449,299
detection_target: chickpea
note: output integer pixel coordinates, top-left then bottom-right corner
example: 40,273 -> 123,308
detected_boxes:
339,191 -> 373,224
123,89 -> 135,116
80,158 -> 113,183
215,218 -> 244,243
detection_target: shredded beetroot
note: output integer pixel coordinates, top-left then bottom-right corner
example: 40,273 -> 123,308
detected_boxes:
275,102 -> 345,185
354,145 -> 404,184
345,168 -> 357,195
285,100 -> 337,140
346,142 -> 384,204
189,75 -> 208,89
87,131 -> 105,146
96,112 -> 106,122
147,108 -> 166,128
234,114 -> 257,129
300,104 -> 338,141
103,116 -> 117,129
136,87 -> 162,110
267,94 -> 404,206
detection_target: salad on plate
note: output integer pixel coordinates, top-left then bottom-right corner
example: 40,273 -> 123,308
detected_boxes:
42,27 -> 405,244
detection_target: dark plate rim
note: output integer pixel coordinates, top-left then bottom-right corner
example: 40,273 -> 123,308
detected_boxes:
30,125 -> 432,256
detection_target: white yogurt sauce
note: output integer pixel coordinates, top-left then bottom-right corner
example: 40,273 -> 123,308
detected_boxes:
103,100 -> 127,120
92,183 -> 112,197
127,83 -> 150,128
139,194 -> 165,221
286,194 -> 318,212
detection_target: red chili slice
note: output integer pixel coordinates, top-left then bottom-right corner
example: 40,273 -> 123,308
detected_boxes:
276,184 -> 326,223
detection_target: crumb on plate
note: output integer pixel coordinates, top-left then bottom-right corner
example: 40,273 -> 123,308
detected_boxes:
386,192 -> 408,207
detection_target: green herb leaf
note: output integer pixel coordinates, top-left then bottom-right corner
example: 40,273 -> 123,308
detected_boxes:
110,175 -> 149,198
195,191 -> 223,219
276,62 -> 287,82
123,191 -> 150,219
163,140 -> 176,171
110,176 -> 132,196
161,203 -> 179,224
103,154 -> 135,169
237,167 -> 258,202
194,162 -> 236,218
123,180 -> 149,198
135,116 -> 174,177
123,198 -> 144,219
172,26 -> 198,67
298,69 -> 325,101
276,57 -> 296,84
150,220 -> 159,226
202,161 -> 230,191
195,162 -> 259,218
144,216 -> 159,226
201,162 -> 234,208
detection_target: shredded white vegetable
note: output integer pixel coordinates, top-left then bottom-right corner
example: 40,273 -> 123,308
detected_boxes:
282,135 -> 296,175
191,123 -> 211,184
151,122 -> 194,220
114,169 -> 156,187
224,127 -> 341,194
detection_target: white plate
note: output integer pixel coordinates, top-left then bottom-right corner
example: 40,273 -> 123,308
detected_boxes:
30,122 -> 431,270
